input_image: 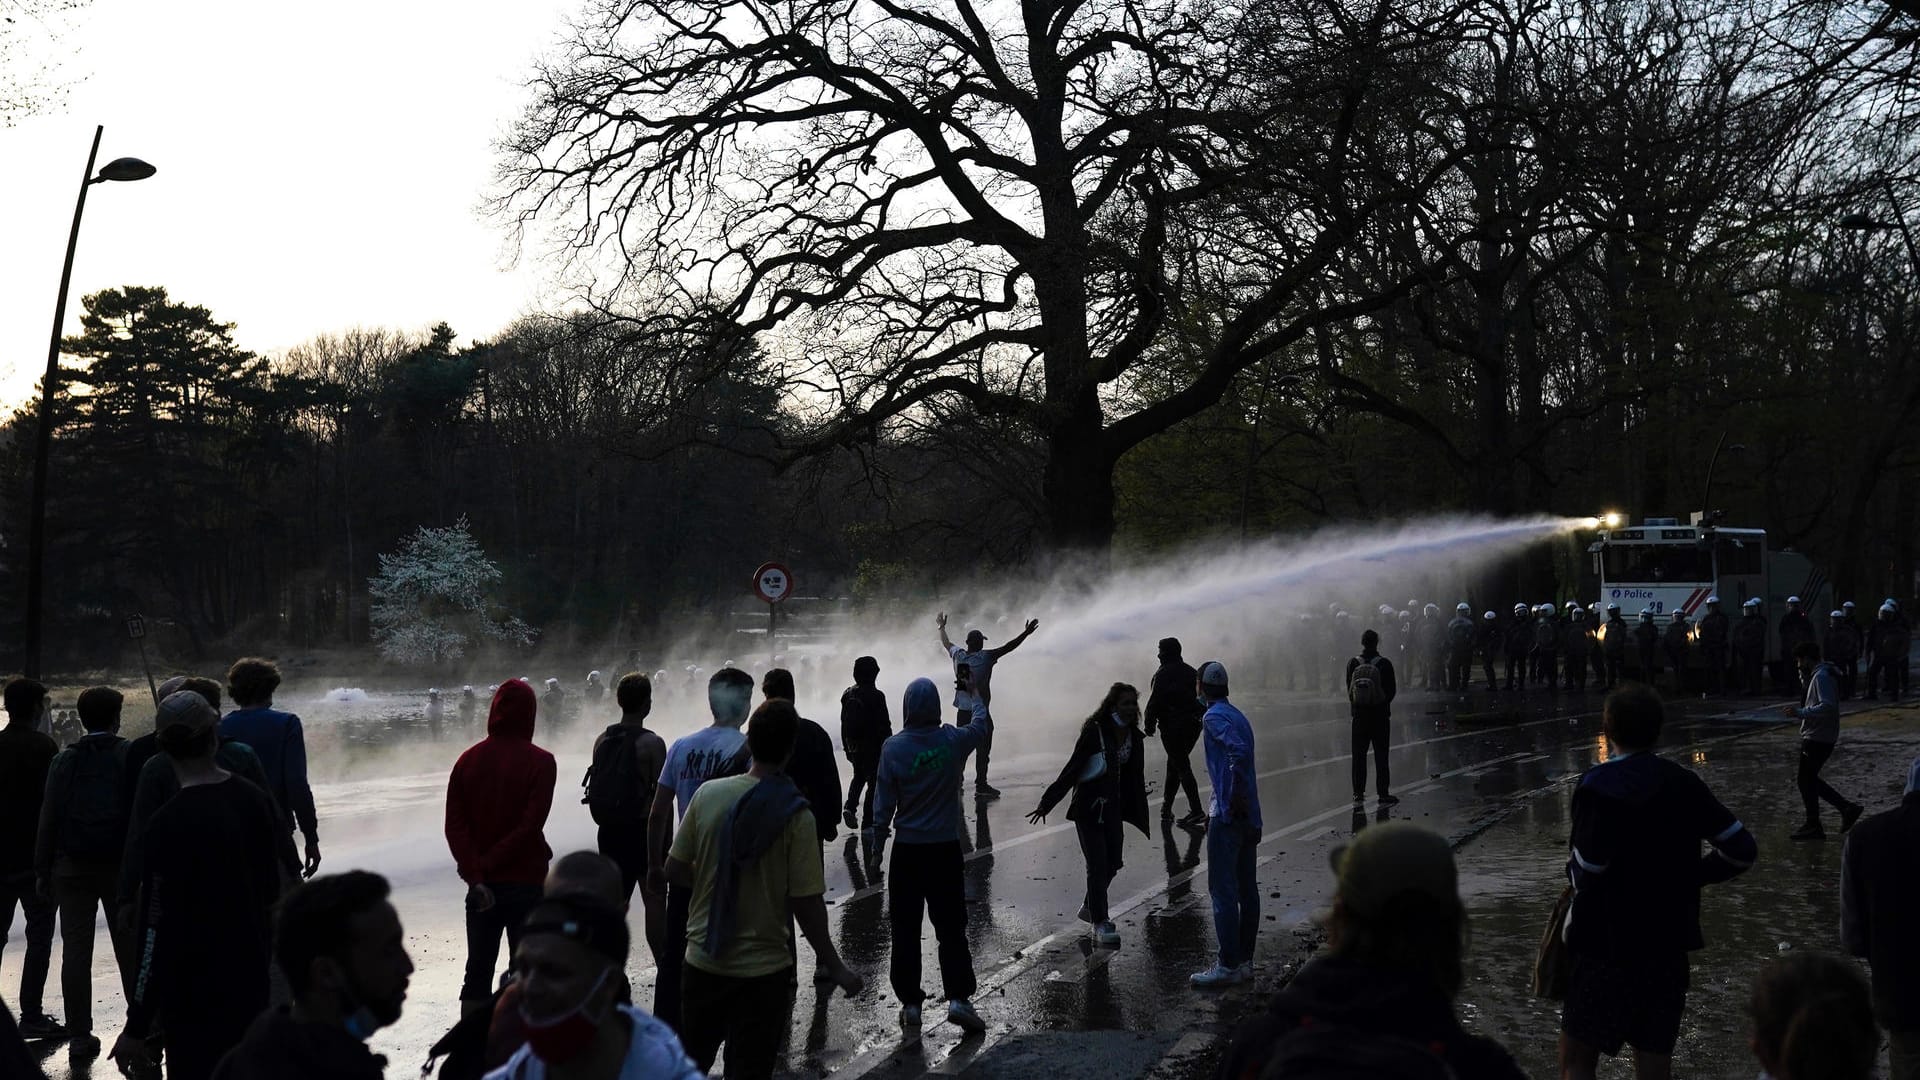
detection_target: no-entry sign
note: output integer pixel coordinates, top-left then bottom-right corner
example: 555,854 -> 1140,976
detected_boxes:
753,562 -> 794,604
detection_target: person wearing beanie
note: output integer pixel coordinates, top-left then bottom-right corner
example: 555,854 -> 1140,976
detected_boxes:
1842,755 -> 1920,1079
839,657 -> 891,833
485,896 -> 701,1079
446,680 -> 558,1010
1144,637 -> 1205,827
872,669 -> 996,1033
1191,661 -> 1263,989
1216,823 -> 1527,1079
110,691 -> 286,1080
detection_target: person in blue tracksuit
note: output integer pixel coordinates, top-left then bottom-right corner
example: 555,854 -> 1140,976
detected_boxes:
1190,661 -> 1262,989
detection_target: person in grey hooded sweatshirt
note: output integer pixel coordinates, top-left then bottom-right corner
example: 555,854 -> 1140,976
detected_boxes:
872,667 -> 994,1035
1785,642 -> 1864,841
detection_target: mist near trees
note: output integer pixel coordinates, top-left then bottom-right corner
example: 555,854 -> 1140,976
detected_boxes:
4,0 -> 1919,670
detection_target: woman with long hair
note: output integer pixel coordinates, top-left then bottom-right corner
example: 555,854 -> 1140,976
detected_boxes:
1028,682 -> 1149,947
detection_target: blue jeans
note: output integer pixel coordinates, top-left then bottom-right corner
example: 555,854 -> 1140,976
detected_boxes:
1207,819 -> 1260,967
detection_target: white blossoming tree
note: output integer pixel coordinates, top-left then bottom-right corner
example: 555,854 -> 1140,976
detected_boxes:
368,518 -> 537,664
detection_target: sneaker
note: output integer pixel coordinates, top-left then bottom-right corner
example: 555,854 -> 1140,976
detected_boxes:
844,807 -> 858,831
1790,823 -> 1826,842
1190,962 -> 1246,988
1378,793 -> 1402,807
69,1032 -> 100,1057
1842,803 -> 1865,834
948,998 -> 987,1034
899,1003 -> 923,1027
975,781 -> 1002,799
1178,809 -> 1208,828
1094,921 -> 1121,946
18,1013 -> 66,1039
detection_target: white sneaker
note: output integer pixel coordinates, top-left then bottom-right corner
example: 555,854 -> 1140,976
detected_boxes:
1094,921 -> 1121,946
947,998 -> 987,1034
1189,962 -> 1246,988
899,1003 -> 923,1027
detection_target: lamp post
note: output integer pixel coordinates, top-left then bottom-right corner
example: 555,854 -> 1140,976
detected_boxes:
23,125 -> 155,678
1700,431 -> 1746,526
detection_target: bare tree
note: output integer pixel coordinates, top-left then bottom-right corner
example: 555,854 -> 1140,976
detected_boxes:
496,0 -> 1469,548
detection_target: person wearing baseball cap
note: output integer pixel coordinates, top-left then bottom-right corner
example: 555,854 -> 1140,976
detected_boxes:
1190,661 -> 1263,989
935,611 -> 1039,798
111,691 -> 289,1078
1215,823 -> 1526,1079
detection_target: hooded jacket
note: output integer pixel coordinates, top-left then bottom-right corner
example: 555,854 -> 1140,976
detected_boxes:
839,682 -> 891,760
873,692 -> 991,845
1793,661 -> 1841,743
210,1007 -> 387,1080
1035,715 -> 1148,835
1216,956 -> 1528,1080
446,681 -> 557,886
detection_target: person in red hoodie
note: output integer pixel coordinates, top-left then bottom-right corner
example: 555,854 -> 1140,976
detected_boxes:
445,680 -> 556,1012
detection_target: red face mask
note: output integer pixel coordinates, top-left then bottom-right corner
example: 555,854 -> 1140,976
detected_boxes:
519,968 -> 611,1064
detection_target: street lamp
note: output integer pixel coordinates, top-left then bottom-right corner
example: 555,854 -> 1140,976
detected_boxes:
23,126 -> 155,679
1700,431 -> 1746,526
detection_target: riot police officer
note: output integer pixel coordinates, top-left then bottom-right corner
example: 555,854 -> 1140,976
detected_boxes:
1778,597 -> 1816,693
1562,605 -> 1593,691
1732,598 -> 1768,695
1824,609 -> 1861,700
1698,596 -> 1731,695
1633,608 -> 1661,684
1663,611 -> 1691,694
1531,603 -> 1561,690
1504,603 -> 1532,690
1479,611 -> 1500,691
1445,603 -> 1475,692
1601,604 -> 1630,690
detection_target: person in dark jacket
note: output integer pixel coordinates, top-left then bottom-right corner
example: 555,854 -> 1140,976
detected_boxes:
1824,610 -> 1862,700
1661,612 -> 1690,694
1777,597 -> 1816,692
1028,683 -> 1149,949
221,657 -> 323,880
1601,604 -> 1630,690
33,686 -> 133,1053
1698,597 -> 1731,695
1868,602 -> 1912,702
1560,684 -> 1758,1080
1444,603 -> 1476,693
111,691 -> 286,1080
1144,638 -> 1205,828
0,676 -> 61,1039
1345,631 -> 1399,807
839,657 -> 891,833
1564,605 -> 1593,691
1532,604 -> 1563,690
761,669 -> 841,845
1478,612 -> 1501,691
1632,609 -> 1661,685
445,680 -> 557,1008
1502,603 -> 1531,691
1733,599 -> 1769,695
1215,822 -> 1527,1080
1841,755 -> 1920,1080
211,871 -> 411,1080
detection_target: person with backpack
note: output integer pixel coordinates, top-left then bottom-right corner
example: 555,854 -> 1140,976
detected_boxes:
1026,683 -> 1149,948
0,676 -> 62,1040
1345,631 -> 1399,808
839,657 -> 891,833
221,657 -> 323,881
1215,822 -> 1528,1080
32,687 -> 133,1054
587,673 -> 667,961
1442,604 -> 1475,693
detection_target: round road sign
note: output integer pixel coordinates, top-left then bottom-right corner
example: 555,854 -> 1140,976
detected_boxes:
753,562 -> 794,604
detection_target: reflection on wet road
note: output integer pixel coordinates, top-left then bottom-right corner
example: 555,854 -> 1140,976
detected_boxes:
18,686 -> 1788,1079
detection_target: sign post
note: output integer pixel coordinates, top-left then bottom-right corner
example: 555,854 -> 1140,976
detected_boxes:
752,563 -> 794,663
126,614 -> 159,707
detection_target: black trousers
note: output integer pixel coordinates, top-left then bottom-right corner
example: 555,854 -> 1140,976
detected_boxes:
1075,810 -> 1126,923
0,869 -> 55,1016
1506,652 -> 1527,689
680,964 -> 794,1079
1797,740 -> 1851,824
1736,649 -> 1764,694
845,750 -> 881,827
888,840 -> 974,1005
1351,714 -> 1390,797
1590,650 -> 1609,688
956,709 -> 993,781
460,881 -> 541,1003
1481,653 -> 1498,689
1565,652 -> 1589,689
655,883 -> 693,1032
1837,659 -> 1858,699
1447,654 -> 1472,692
1159,721 -> 1202,815
1703,646 -> 1728,693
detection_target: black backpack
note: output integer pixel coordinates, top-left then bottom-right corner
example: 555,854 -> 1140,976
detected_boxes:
59,738 -> 128,861
1261,1020 -> 1459,1080
581,724 -> 655,828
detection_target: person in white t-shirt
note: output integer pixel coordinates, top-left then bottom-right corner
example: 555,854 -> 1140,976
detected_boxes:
643,668 -> 751,1034
936,612 -> 1039,798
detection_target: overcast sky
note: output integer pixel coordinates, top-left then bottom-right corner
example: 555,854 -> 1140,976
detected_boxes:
0,0 -> 583,408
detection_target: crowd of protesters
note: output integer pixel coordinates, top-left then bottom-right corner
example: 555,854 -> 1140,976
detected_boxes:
0,600 -> 1913,1080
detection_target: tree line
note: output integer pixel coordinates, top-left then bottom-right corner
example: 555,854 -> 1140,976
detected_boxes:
4,0 -> 1920,669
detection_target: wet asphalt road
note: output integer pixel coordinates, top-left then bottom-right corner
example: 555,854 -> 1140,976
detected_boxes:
12,679 -> 1810,1079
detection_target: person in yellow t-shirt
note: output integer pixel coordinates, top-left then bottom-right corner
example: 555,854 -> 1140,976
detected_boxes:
664,700 -> 862,1078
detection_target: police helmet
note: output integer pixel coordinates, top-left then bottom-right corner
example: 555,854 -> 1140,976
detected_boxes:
1670,610 -> 1686,621
1639,608 -> 1654,620
1513,603 -> 1530,616
1743,598 -> 1762,608
1606,603 -> 1621,613
1705,595 -> 1721,605
1398,610 -> 1411,620
1830,610 -> 1846,619
1483,611 -> 1496,621
429,687 -> 439,696
1787,596 -> 1802,606
1457,602 -> 1471,612
1572,607 -> 1586,620
588,670 -> 602,680
1843,601 -> 1857,611
1335,610 -> 1350,619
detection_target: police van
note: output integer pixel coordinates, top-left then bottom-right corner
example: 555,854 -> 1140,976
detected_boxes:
1587,514 -> 1832,665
